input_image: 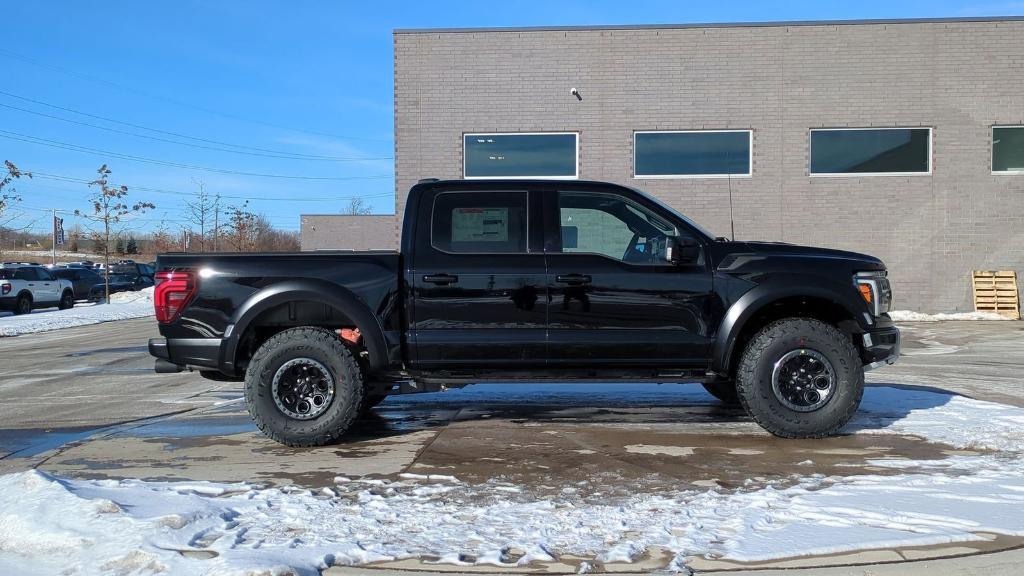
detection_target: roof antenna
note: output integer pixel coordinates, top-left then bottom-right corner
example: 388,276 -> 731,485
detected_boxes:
727,153 -> 736,241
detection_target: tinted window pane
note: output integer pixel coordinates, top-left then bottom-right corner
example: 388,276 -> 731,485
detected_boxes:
993,127 -> 1024,172
464,134 -> 576,178
635,131 -> 750,176
432,192 -> 527,253
811,129 -> 930,174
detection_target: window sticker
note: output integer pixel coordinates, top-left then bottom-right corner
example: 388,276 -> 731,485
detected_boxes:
452,207 -> 509,242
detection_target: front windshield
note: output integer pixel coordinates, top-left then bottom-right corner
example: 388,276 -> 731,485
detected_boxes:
626,185 -> 717,240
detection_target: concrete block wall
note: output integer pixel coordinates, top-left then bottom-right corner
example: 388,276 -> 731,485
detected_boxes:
391,18 -> 1024,312
300,215 -> 398,251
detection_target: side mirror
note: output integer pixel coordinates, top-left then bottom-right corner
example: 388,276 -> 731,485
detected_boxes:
665,237 -> 701,264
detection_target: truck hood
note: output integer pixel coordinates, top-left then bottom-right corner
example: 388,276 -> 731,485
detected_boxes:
714,240 -> 885,269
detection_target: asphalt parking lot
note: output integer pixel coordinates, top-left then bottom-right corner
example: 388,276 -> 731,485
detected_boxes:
2,318 -> 1024,573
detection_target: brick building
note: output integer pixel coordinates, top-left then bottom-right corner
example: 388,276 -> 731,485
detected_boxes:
302,16 -> 1024,312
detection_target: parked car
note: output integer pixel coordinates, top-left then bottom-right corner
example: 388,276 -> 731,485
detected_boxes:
51,267 -> 103,301
0,264 -> 75,314
149,179 -> 900,447
88,272 -> 154,302
111,262 -> 155,277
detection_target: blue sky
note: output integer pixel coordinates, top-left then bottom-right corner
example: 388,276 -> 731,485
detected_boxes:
2,0 -> 1021,235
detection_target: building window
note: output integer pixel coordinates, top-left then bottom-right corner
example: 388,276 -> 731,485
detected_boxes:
809,128 -> 931,175
431,191 -> 528,253
463,133 -> 578,179
634,130 -> 752,178
993,126 -> 1024,174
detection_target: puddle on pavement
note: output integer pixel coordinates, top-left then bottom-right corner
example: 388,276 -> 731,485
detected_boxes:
0,426 -> 101,459
406,423 -> 979,496
27,390 -> 987,496
65,345 -> 149,358
128,416 -> 256,439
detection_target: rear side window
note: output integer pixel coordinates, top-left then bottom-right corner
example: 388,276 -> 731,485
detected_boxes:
0,269 -> 14,279
431,191 -> 528,253
13,268 -> 35,281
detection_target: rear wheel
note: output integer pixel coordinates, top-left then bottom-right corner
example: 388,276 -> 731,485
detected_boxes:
244,327 -> 363,447
58,290 -> 74,310
14,294 -> 31,315
736,318 -> 863,438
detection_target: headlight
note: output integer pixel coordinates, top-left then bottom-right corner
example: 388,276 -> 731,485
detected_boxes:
855,271 -> 892,316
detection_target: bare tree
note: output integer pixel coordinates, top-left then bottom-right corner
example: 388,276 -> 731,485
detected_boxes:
224,201 -> 257,252
0,161 -> 31,256
185,178 -> 215,251
75,165 -> 155,302
150,222 -> 177,254
343,196 -> 372,215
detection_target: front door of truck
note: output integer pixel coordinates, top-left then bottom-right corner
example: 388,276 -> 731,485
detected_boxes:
544,189 -> 715,368
409,188 -> 546,369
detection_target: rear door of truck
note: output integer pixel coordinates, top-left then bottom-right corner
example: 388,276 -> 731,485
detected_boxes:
408,187 -> 547,369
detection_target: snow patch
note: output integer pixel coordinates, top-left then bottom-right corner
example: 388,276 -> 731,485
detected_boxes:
0,287 -> 153,336
889,310 -> 1011,322
1,386 -> 1024,574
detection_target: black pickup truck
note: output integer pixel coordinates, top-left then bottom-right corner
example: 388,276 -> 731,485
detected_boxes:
150,179 -> 899,446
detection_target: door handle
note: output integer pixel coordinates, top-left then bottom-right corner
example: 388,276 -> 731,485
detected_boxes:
423,273 -> 459,285
556,274 -> 592,286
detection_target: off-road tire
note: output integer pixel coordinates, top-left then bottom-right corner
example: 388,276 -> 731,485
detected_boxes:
58,290 -> 74,310
702,380 -> 740,405
14,294 -> 31,315
736,318 -> 863,438
244,327 -> 363,447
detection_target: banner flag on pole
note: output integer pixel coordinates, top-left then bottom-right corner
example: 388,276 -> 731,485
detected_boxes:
54,216 -> 65,247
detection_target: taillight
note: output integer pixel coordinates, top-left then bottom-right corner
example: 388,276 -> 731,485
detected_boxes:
154,271 -> 196,324
1,283 -> 9,296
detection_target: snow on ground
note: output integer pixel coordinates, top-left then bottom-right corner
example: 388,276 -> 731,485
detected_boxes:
3,386 -> 1024,575
890,309 -> 1011,321
0,287 -> 154,337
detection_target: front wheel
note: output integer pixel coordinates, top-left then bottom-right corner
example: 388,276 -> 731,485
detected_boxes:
736,318 -> 863,438
244,327 -> 364,447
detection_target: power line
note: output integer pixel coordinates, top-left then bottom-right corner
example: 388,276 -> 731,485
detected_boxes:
0,49 -> 392,143
0,92 -> 391,161
28,172 -> 394,202
0,129 -> 394,181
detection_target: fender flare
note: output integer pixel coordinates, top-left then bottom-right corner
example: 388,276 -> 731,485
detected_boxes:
711,278 -> 869,374
222,278 -> 388,374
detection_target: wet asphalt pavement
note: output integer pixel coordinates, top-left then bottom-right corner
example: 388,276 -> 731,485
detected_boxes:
1,317 -> 1021,489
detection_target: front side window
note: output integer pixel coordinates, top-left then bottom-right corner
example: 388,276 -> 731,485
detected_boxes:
810,128 -> 931,175
558,191 -> 676,264
993,126 -> 1024,174
634,130 -> 751,178
464,133 -> 577,178
431,191 -> 527,254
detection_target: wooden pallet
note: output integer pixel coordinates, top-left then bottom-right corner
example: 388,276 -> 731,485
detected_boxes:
972,271 -> 1020,319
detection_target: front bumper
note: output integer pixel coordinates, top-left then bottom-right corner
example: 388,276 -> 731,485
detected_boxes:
149,337 -> 223,371
861,325 -> 900,371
